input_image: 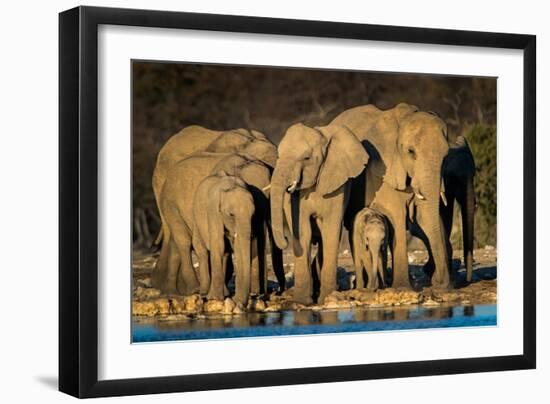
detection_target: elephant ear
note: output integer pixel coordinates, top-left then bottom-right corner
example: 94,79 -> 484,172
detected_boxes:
316,125 -> 370,197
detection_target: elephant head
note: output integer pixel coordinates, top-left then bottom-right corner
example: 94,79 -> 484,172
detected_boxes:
204,173 -> 255,304
206,129 -> 278,168
389,108 -> 450,286
270,123 -> 369,249
212,154 -> 272,198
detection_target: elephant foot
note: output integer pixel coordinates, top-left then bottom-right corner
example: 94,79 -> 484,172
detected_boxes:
162,286 -> 180,296
317,288 -> 335,305
177,284 -> 199,296
292,290 -> 313,306
207,293 -> 224,301
391,279 -> 411,289
432,282 -> 450,291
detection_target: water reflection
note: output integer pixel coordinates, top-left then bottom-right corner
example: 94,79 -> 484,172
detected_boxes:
133,304 -> 496,343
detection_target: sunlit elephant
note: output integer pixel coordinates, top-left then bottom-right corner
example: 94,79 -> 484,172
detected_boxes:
270,123 -> 369,304
411,135 -> 476,283
332,103 -> 450,289
192,173 -> 255,304
352,207 -> 389,290
152,125 -> 278,245
152,152 -> 284,296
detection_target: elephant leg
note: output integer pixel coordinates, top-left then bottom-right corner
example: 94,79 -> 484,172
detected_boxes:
165,239 -> 181,294
223,251 -> 232,297
388,210 -> 409,288
208,247 -> 225,301
318,219 -> 343,304
171,229 -> 199,295
366,252 -> 379,290
458,177 -> 475,283
441,192 -> 455,280
378,254 -> 386,287
193,240 -> 210,296
250,237 -> 260,296
257,225 -> 267,295
352,237 -> 365,289
373,185 -> 410,288
311,239 -> 323,298
151,237 -> 170,289
269,231 -> 286,292
292,214 -> 313,305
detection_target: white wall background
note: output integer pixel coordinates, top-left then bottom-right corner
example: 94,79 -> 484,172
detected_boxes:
0,0 -> 546,402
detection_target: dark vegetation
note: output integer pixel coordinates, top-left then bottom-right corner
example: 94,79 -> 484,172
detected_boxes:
132,62 -> 497,248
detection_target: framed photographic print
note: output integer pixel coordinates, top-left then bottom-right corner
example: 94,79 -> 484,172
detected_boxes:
59,6 -> 536,398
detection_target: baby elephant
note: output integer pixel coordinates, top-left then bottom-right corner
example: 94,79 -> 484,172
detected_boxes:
192,172 -> 255,305
353,207 -> 389,290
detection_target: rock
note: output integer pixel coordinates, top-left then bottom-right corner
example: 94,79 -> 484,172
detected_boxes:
422,298 -> 440,306
222,298 -> 236,315
324,291 -> 346,303
132,301 -> 157,316
204,300 -> 225,313
378,289 -> 421,306
323,300 -> 353,309
264,301 -> 282,312
253,299 -> 266,312
233,303 -> 245,314
136,278 -> 152,288
153,298 -> 171,315
170,297 -> 188,314
134,286 -> 161,300
184,294 -> 203,313
158,314 -> 189,322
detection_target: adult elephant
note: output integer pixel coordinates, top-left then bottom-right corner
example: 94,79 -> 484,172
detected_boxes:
418,135 -> 475,283
152,125 -> 278,244
152,152 -> 285,296
270,123 -> 369,304
331,103 -> 450,289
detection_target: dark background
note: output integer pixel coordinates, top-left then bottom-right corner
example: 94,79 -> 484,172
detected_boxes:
132,61 -> 497,249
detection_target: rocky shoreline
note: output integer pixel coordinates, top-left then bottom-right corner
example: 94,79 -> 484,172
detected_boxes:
132,247 -> 497,321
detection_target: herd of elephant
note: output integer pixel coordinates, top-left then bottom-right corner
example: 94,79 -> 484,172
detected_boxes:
150,102 -> 476,307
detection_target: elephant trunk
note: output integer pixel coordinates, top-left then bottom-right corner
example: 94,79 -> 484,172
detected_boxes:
270,160 -> 294,250
416,157 -> 450,288
233,224 -> 252,305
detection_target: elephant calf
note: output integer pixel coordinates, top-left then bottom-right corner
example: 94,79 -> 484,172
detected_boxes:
192,172 -> 255,305
352,207 -> 389,290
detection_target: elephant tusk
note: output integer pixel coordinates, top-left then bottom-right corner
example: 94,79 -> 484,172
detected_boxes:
287,180 -> 298,193
415,191 -> 425,200
262,184 -> 271,192
440,191 -> 448,206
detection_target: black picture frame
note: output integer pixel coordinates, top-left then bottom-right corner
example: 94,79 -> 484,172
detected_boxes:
59,5 -> 536,398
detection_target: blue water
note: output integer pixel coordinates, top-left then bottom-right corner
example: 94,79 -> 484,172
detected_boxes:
132,304 -> 496,343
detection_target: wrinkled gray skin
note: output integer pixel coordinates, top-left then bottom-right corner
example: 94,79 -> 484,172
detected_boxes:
192,173 -> 255,304
410,135 -> 476,283
152,125 -> 278,245
270,123 -> 369,304
151,152 -> 284,297
352,208 -> 389,290
332,103 -> 450,289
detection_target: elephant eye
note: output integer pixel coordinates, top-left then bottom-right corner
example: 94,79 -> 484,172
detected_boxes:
407,147 -> 416,159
